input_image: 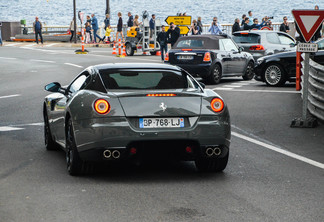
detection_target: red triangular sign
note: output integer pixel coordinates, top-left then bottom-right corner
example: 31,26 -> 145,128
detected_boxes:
292,10 -> 324,42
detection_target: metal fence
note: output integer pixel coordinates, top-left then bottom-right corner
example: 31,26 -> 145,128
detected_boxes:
302,58 -> 324,122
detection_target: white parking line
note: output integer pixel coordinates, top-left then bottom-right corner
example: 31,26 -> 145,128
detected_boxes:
30,59 -> 56,63
0,126 -> 24,132
213,88 -> 300,94
223,85 -> 242,88
0,94 -> 21,99
6,43 -> 21,47
0,57 -> 17,60
232,131 -> 324,169
44,43 -> 58,47
64,63 -> 84,68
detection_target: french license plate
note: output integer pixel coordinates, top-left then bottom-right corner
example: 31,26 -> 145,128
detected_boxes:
139,117 -> 184,128
177,55 -> 193,60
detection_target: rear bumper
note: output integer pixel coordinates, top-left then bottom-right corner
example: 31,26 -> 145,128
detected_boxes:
73,115 -> 231,161
166,62 -> 212,78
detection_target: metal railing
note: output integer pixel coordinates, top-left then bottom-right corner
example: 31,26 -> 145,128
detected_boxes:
303,58 -> 324,122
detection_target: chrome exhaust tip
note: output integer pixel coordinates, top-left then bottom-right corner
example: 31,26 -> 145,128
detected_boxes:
213,147 -> 222,156
206,147 -> 214,157
103,150 -> 112,159
112,150 -> 121,159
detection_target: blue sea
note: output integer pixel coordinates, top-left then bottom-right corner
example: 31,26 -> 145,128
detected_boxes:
0,0 -> 323,26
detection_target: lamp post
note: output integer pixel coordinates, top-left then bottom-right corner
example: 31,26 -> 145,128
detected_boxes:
73,0 -> 77,43
106,0 -> 110,15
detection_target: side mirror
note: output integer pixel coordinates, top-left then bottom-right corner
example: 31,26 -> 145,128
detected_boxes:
289,43 -> 296,47
199,82 -> 205,89
45,82 -> 61,92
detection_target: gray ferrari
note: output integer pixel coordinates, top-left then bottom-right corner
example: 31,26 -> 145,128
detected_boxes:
43,63 -> 231,175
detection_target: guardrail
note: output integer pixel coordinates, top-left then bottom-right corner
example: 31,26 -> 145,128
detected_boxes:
304,58 -> 324,122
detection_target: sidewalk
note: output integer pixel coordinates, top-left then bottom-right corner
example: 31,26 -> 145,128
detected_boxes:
2,41 -> 113,48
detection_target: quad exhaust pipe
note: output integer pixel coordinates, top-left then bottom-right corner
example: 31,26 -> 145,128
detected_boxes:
205,147 -> 222,157
103,149 -> 121,159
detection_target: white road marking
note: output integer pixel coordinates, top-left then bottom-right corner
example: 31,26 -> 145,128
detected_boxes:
6,43 -> 21,47
212,87 -> 233,90
223,85 -> 242,88
0,57 -> 17,60
213,88 -> 300,94
230,82 -> 253,85
0,94 -> 21,99
0,126 -> 24,132
232,131 -> 324,169
24,43 -> 37,47
44,43 -> 58,47
64,63 -> 84,68
30,59 -> 56,63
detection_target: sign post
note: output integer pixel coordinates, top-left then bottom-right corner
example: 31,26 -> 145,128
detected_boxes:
290,10 -> 324,128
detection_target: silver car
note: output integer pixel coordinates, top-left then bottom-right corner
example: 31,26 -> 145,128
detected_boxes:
232,30 -> 296,60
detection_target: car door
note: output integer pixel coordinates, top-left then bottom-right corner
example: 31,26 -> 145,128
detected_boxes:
220,38 -> 246,74
52,71 -> 90,144
277,33 -> 296,52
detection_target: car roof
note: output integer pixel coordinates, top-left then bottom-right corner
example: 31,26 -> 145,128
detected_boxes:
178,34 -> 229,40
233,30 -> 285,35
93,63 -> 181,71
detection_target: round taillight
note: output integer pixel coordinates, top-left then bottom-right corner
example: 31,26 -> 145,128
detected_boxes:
211,98 -> 224,112
94,99 -> 110,114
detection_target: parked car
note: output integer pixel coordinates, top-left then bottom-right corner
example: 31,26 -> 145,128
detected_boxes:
232,30 -> 296,60
164,34 -> 255,84
254,38 -> 324,86
43,63 -> 231,175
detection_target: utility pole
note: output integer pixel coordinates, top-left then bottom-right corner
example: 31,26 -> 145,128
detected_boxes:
106,0 -> 110,15
73,0 -> 77,43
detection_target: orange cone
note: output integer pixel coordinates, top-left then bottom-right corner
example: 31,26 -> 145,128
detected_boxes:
122,43 -> 127,57
118,39 -> 122,56
156,51 -> 161,56
112,42 -> 117,55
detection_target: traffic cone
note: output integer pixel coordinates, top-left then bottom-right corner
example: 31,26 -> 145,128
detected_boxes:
122,43 -> 127,57
112,42 -> 117,55
156,51 -> 161,56
118,39 -> 122,56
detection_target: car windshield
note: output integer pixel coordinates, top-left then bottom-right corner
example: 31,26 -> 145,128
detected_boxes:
232,33 -> 261,44
99,69 -> 188,90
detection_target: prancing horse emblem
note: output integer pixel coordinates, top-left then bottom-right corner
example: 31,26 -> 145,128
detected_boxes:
159,102 -> 167,112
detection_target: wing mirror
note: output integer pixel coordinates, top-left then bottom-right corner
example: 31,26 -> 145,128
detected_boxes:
45,82 -> 62,93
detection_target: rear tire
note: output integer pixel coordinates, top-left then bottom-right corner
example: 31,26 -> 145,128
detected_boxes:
125,43 -> 134,56
208,64 -> 222,84
242,61 -> 254,80
195,152 -> 229,172
44,109 -> 59,151
263,63 -> 286,86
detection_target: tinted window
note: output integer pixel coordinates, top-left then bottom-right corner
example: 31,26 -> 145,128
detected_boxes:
176,39 -> 204,48
220,39 -> 238,51
317,38 -> 324,50
278,33 -> 295,45
69,73 -> 89,93
99,69 -> 188,90
266,33 -> 280,44
232,33 -> 261,43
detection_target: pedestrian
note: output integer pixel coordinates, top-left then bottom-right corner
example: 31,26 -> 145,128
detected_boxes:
104,14 -> 110,30
279,16 -> 290,33
157,25 -> 168,60
85,22 -> 91,43
104,25 -> 113,43
33,16 -> 43,44
69,18 -> 76,42
149,14 -> 156,39
116,12 -> 124,42
241,14 -> 246,26
127,12 -> 134,27
133,15 -> 142,27
232,18 -> 241,34
166,22 -> 180,47
189,20 -> 200,35
242,17 -> 252,30
248,11 -> 253,26
91,14 -> 103,43
251,18 -> 265,30
197,17 -> 203,34
208,17 -> 222,35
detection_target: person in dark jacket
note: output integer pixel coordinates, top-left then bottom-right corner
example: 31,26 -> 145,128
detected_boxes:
157,25 -> 168,60
241,14 -> 246,26
242,17 -> 252,30
33,16 -> 43,44
127,12 -> 134,27
197,17 -> 203,34
91,14 -> 103,43
104,14 -> 110,30
149,14 -> 156,38
189,20 -> 200,35
116,12 -> 124,42
279,16 -> 290,33
232,18 -> 241,34
167,22 -> 180,47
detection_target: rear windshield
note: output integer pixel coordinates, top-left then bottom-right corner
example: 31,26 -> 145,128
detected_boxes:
99,69 -> 188,90
174,38 -> 219,49
232,33 -> 261,44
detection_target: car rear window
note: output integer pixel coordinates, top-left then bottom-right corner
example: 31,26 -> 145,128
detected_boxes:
174,38 -> 219,49
176,39 -> 204,48
232,33 -> 261,44
99,69 -> 188,90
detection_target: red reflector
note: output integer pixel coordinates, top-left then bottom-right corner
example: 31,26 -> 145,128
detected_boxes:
185,146 -> 193,153
130,147 -> 137,154
249,45 -> 265,50
211,98 -> 224,113
181,49 -> 192,51
146,94 -> 176,97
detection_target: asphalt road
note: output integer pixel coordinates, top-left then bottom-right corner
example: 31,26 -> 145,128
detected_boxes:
0,43 -> 323,222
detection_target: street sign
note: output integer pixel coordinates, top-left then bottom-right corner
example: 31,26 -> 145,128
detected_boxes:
297,43 -> 318,52
165,16 -> 192,25
292,10 -> 324,42
165,26 -> 190,35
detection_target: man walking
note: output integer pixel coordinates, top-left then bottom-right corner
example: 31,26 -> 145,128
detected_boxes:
149,14 -> 156,39
127,12 -> 134,27
157,25 -> 168,60
166,22 -> 180,47
91,14 -> 103,43
208,17 -> 222,35
33,17 -> 43,44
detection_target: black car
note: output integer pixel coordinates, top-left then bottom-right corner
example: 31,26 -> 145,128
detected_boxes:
254,38 -> 324,86
164,35 -> 255,84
